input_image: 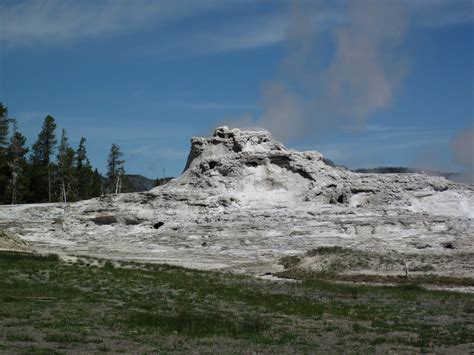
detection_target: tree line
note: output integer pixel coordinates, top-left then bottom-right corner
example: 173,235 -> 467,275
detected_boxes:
0,102 -> 127,205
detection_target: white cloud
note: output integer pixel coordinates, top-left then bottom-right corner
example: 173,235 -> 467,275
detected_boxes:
189,13 -> 287,53
1,0 -> 472,52
0,0 -> 223,47
410,0 -> 474,27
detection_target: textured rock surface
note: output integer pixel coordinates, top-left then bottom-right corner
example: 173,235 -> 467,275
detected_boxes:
0,229 -> 31,252
0,126 -> 473,277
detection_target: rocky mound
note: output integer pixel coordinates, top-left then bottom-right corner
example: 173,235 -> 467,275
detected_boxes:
171,126 -> 347,204
161,126 -> 470,216
0,127 -> 472,278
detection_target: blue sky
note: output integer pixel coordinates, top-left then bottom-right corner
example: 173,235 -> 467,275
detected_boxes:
0,0 -> 472,178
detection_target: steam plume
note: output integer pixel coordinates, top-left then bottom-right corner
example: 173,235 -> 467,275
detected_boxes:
257,0 -> 408,141
450,126 -> 474,183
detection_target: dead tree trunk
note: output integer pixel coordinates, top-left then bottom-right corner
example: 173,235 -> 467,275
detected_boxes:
115,174 -> 121,195
48,165 -> 52,203
11,170 -> 18,205
61,181 -> 67,203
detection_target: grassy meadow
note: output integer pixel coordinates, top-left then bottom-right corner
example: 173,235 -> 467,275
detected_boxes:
0,251 -> 473,354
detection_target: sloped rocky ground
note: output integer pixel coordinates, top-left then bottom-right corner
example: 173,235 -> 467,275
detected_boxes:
0,229 -> 30,252
0,127 -> 472,280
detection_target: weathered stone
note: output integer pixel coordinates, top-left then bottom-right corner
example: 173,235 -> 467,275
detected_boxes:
0,127 -> 472,278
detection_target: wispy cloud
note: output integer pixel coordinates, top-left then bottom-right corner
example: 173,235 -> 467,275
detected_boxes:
410,0 -> 474,27
0,0 -> 224,47
184,8 -> 344,54
187,12 -> 288,54
1,0 -> 471,52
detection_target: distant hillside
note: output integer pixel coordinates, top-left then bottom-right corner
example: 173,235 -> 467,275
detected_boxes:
97,174 -> 174,193
124,175 -> 156,192
124,175 -> 173,192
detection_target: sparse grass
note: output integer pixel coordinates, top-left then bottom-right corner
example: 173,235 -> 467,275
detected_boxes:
5,333 -> 35,342
96,344 -> 110,352
44,333 -> 89,344
0,250 -> 59,262
306,246 -> 348,256
127,310 -> 267,338
20,346 -> 64,355
0,250 -> 473,353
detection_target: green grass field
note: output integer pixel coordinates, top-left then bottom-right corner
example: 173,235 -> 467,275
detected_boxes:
0,251 -> 473,354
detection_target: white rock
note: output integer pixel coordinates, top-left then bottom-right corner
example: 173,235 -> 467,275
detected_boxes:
0,126 -> 472,277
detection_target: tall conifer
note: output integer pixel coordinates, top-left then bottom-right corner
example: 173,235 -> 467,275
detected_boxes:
106,143 -> 125,194
7,120 -> 29,204
31,115 -> 57,202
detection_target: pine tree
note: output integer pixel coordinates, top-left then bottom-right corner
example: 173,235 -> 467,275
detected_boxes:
6,120 -> 29,204
76,138 -> 88,170
31,115 -> 57,202
0,104 -> 122,205
106,143 -> 125,194
0,103 -> 9,149
0,103 -> 11,203
75,137 -> 93,200
56,129 -> 75,203
91,168 -> 103,197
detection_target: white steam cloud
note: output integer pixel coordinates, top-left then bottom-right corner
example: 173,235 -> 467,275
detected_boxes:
450,126 -> 474,183
236,0 -> 409,141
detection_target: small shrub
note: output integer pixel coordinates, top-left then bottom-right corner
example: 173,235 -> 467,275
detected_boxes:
279,255 -> 302,269
409,264 -> 435,272
104,260 -> 115,269
306,246 -> 347,256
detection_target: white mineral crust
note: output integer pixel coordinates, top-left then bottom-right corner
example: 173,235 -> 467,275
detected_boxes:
0,126 -> 473,276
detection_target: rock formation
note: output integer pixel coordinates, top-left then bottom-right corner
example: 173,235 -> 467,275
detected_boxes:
0,127 -> 472,277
